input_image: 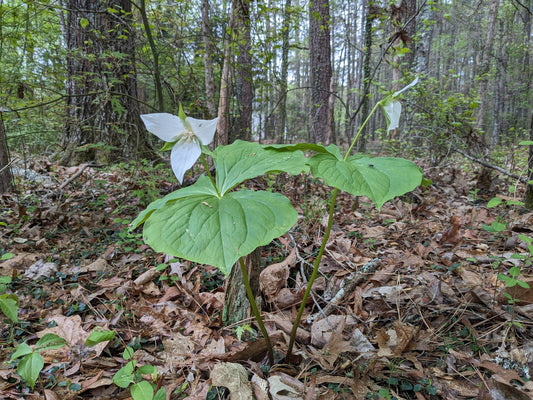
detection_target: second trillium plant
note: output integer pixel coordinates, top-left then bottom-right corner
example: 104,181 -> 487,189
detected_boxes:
133,78 -> 423,364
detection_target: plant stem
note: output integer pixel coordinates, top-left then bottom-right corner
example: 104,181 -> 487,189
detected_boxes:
345,101 -> 381,159
239,257 -> 274,365
201,153 -> 220,196
287,100 -> 382,358
287,188 -> 339,357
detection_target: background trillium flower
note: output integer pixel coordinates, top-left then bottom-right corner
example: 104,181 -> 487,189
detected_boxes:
141,113 -> 218,184
382,76 -> 419,132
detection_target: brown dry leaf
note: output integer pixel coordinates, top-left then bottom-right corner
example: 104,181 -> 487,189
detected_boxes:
160,332 -> 195,364
43,389 -> 59,400
260,249 -> 296,302
439,215 -> 464,246
38,314 -> 110,360
198,291 -> 225,311
211,362 -> 252,400
310,315 -> 356,348
268,372 -> 306,399
393,320 -> 419,355
376,328 -> 393,357
504,279 -> 533,305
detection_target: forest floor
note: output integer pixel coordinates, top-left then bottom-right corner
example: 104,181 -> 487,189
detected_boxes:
1,154 -> 533,400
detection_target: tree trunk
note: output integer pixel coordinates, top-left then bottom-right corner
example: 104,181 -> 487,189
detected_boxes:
233,0 -> 253,142
222,248 -> 262,326
60,0 -> 155,165
138,0 -> 164,112
0,112 -> 13,193
475,0 -> 500,139
215,3 -> 236,146
358,1 -> 373,152
309,0 -> 332,144
279,0 -> 292,143
524,112 -> 533,209
201,0 -> 217,118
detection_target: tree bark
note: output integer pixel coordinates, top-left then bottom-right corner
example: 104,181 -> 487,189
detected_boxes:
60,0 -> 155,165
525,111 -> 533,209
0,112 -> 13,193
222,248 -> 262,326
309,0 -> 332,144
475,0 -> 500,140
201,0 -> 217,118
233,0 -> 253,142
215,3 -> 236,146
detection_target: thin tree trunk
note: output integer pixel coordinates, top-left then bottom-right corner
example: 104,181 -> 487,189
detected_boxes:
216,4 -> 236,146
0,113 -> 13,193
525,112 -> 533,209
475,0 -> 500,139
137,0 -> 164,112
279,0 -> 292,143
309,0 -> 332,144
201,0 -> 217,118
233,0 -> 253,142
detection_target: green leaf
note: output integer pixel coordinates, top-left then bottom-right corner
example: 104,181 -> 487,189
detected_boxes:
85,329 -> 116,347
35,333 -> 67,351
519,140 -> 533,146
0,276 -> 11,284
11,343 -> 33,361
487,197 -> 502,208
0,253 -> 14,260
0,296 -> 18,322
131,176 -> 218,229
154,388 -> 167,400
131,381 -> 154,400
80,18 -> 89,28
113,361 -> 136,388
137,364 -> 157,378
518,280 -> 530,289
265,142 -> 342,159
123,346 -> 135,360
212,140 -> 309,194
308,154 -> 422,209
18,352 -> 44,390
141,185 -> 298,276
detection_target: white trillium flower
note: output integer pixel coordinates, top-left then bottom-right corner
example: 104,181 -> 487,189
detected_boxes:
141,112 -> 218,184
382,76 -> 419,132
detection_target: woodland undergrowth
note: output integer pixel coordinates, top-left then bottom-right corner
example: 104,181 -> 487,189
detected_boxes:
0,154 -> 532,399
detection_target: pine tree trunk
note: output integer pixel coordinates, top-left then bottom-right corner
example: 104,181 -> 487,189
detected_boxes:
475,0 -> 500,139
0,113 -> 13,193
201,0 -> 217,118
60,0 -> 155,165
309,0 -> 332,144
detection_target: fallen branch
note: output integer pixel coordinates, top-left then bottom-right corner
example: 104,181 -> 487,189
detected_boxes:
58,162 -> 104,190
309,258 -> 381,323
452,147 -> 529,184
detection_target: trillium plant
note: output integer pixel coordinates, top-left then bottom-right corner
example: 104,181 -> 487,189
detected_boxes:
132,78 -> 423,365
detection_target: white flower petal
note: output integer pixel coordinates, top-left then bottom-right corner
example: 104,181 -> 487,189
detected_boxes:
141,113 -> 186,142
392,76 -> 419,98
170,139 -> 202,184
187,117 -> 218,145
383,101 -> 402,131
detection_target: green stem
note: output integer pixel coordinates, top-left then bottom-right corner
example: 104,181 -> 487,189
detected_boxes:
345,101 -> 382,159
239,257 -> 274,365
287,188 -> 339,357
287,99 -> 383,359
201,153 -> 220,196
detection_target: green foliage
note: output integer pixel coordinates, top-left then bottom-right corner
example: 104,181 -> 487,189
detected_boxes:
11,333 -> 68,390
0,275 -> 18,323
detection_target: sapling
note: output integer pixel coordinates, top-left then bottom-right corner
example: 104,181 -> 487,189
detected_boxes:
132,77 -> 423,365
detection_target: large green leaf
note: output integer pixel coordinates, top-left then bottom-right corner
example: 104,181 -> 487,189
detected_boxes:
131,381 -> 154,400
18,352 -> 44,390
131,175 -> 218,229
142,188 -> 298,276
213,140 -> 309,194
308,154 -> 422,209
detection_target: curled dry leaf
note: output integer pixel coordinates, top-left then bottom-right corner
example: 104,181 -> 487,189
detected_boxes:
260,249 -> 296,302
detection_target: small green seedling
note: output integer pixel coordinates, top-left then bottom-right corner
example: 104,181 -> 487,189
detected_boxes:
0,276 -> 18,323
10,333 -> 67,390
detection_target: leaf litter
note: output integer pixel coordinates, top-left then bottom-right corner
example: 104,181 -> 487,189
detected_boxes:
1,158 -> 533,399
